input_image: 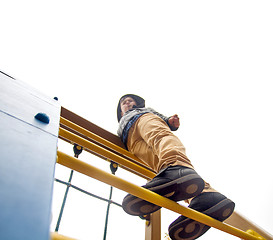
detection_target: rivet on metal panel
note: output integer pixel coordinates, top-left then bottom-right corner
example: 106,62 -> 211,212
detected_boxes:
34,112 -> 50,124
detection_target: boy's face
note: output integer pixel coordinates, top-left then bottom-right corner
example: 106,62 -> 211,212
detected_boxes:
120,97 -> 137,116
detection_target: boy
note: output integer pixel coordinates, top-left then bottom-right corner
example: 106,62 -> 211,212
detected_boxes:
117,94 -> 235,240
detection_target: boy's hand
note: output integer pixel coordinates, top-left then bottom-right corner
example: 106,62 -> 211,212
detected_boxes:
168,114 -> 180,129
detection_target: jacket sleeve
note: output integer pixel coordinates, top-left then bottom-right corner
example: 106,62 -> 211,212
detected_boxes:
149,108 -> 179,131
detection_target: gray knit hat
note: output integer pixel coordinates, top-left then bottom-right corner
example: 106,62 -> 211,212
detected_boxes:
117,94 -> 145,122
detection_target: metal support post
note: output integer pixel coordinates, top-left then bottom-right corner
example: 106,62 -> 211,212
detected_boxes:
145,210 -> 161,240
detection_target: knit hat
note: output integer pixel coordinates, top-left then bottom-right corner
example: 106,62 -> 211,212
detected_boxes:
117,94 -> 145,122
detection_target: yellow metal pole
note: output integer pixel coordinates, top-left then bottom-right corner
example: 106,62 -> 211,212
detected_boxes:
225,212 -> 272,240
246,230 -> 267,240
145,210 -> 161,240
58,127 -> 155,179
51,232 -> 77,240
56,151 -> 262,240
60,117 -> 152,170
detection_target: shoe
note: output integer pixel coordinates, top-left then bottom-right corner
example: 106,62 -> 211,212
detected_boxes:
122,166 -> 205,216
168,192 -> 235,240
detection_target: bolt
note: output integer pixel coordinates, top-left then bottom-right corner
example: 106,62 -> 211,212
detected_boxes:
34,113 -> 50,124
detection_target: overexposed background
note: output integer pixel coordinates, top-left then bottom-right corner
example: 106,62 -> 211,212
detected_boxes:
1,1 -> 272,239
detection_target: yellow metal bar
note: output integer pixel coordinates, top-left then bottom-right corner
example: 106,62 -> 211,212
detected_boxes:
51,232 -> 77,240
246,230 -> 267,240
225,212 -> 272,240
60,117 -> 153,171
57,151 -> 262,240
58,127 -> 155,180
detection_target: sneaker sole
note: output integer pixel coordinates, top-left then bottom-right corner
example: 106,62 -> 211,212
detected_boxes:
122,174 -> 205,216
168,198 -> 235,240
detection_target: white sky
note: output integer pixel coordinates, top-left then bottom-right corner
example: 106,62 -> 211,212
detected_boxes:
1,1 -> 273,239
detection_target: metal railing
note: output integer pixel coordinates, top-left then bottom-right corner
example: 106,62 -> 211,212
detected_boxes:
54,107 -> 271,240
